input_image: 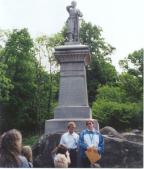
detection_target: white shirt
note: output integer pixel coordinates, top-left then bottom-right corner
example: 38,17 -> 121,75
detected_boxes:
60,132 -> 79,149
84,129 -> 99,148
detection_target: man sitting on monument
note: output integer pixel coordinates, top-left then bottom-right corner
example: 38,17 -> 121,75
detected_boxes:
79,119 -> 104,168
60,122 -> 79,168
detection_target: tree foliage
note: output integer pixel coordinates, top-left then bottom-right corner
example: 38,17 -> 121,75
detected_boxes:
92,49 -> 143,130
119,48 -> 143,78
118,49 -> 143,102
0,22 -> 142,133
0,29 -> 61,134
92,99 -> 142,130
0,62 -> 13,102
79,20 -> 118,104
1,29 -> 38,131
0,30 -> 13,102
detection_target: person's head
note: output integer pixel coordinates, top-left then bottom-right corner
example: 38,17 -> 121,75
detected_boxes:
86,119 -> 94,131
54,144 -> 69,168
1,129 -> 22,154
71,1 -> 77,7
0,129 -> 22,167
21,145 -> 33,162
56,144 -> 68,155
67,121 -> 76,134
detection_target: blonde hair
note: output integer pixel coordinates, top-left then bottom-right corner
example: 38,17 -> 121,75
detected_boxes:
21,145 -> 32,162
67,122 -> 76,129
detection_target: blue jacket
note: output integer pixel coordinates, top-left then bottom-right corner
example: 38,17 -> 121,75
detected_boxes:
79,129 -> 104,158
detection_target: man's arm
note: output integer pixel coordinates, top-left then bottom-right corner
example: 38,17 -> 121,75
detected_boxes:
59,134 -> 65,145
66,5 -> 72,13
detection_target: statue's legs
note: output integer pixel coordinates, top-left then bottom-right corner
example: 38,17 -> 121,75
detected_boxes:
68,33 -> 73,42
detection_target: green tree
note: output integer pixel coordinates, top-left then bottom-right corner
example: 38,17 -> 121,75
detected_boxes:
119,49 -> 143,102
92,99 -> 142,130
2,28 -> 38,132
80,20 -> 117,104
95,85 -> 126,103
0,62 -> 13,102
34,34 -> 62,119
0,31 -> 13,102
119,48 -> 143,78
92,49 -> 143,130
118,73 -> 142,102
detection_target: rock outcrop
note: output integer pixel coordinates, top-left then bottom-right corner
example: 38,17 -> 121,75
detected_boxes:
32,127 -> 143,168
32,134 -> 61,167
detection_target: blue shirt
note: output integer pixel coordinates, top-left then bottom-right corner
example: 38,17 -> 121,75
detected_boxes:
79,129 -> 104,158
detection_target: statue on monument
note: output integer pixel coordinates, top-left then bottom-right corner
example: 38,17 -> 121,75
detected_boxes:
66,1 -> 83,43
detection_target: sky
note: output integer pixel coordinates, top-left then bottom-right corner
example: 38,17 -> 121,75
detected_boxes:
0,0 -> 144,72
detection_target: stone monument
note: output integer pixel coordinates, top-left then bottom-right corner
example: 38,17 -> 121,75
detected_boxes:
45,1 -> 99,135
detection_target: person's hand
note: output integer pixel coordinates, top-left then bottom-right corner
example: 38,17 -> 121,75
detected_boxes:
87,145 -> 98,152
66,151 -> 70,157
87,147 -> 93,152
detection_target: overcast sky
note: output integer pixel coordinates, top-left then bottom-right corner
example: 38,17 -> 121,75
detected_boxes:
0,0 -> 144,72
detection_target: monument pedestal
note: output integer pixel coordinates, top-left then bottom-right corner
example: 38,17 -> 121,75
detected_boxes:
45,44 -> 99,135
45,118 -> 99,135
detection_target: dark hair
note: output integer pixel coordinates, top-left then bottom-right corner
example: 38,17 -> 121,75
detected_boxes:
56,144 -> 68,155
0,129 -> 22,167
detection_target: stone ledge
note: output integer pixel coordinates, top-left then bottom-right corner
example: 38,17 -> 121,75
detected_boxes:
45,118 -> 99,135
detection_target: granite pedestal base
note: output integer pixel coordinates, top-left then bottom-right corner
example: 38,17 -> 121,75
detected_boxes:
45,118 -> 99,135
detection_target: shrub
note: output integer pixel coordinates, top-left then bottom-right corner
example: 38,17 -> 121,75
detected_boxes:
92,99 -> 142,130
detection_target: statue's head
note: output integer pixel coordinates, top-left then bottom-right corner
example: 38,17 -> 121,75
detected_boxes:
71,1 -> 77,7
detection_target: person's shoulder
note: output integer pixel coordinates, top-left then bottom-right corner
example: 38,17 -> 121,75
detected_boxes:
80,129 -> 88,135
62,132 -> 69,137
73,132 -> 79,136
19,155 -> 27,161
18,155 -> 29,168
94,130 -> 103,136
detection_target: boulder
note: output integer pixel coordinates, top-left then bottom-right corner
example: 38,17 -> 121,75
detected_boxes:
32,133 -> 61,167
100,126 -> 125,139
122,132 -> 143,143
99,135 -> 143,168
33,127 -> 143,168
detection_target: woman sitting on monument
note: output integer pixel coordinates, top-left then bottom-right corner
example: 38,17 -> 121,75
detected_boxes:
0,129 -> 30,168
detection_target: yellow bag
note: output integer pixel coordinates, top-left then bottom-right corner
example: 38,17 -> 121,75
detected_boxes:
85,148 -> 101,164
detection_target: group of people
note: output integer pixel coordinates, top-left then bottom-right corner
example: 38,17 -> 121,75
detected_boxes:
0,129 -> 33,168
0,119 -> 104,168
53,119 -> 104,168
